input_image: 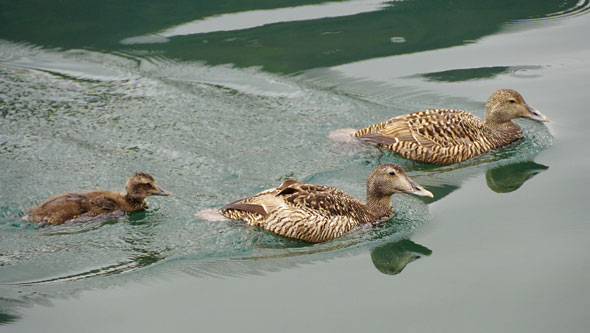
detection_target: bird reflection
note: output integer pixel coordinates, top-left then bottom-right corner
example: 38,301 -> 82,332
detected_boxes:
370,239 -> 432,275
408,159 -> 549,204
485,161 -> 548,193
0,311 -> 20,326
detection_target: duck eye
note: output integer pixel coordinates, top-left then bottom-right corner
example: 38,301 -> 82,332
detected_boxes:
509,99 -> 516,103
388,171 -> 396,176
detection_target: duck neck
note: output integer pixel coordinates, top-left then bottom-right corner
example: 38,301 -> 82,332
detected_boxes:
484,116 -> 516,129
124,193 -> 147,211
484,119 -> 522,145
365,192 -> 393,222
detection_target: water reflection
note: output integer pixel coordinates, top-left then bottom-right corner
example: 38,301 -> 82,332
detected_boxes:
361,159 -> 548,278
415,65 -> 543,83
1,0 -> 586,73
486,161 -> 549,193
370,239 -> 431,275
123,0 -> 387,43
143,0 -> 585,73
408,158 -> 550,205
0,312 -> 20,325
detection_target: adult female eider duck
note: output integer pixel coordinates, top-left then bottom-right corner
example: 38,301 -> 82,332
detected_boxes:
219,164 -> 433,243
352,89 -> 549,165
28,173 -> 170,225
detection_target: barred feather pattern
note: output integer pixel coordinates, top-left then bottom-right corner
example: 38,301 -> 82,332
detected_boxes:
220,180 -> 381,243
353,109 -> 523,165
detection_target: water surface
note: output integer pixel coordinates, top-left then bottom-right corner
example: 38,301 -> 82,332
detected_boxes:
1,0 -> 589,332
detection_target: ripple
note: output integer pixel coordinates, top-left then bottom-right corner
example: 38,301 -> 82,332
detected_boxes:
524,0 -> 590,21
0,41 -> 138,82
1,261 -> 140,286
0,40 -> 433,317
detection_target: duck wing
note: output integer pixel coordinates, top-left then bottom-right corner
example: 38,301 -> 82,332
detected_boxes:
221,180 -> 366,217
88,196 -> 118,211
220,180 -> 372,242
28,192 -> 91,224
275,181 -> 369,218
219,181 -> 297,217
357,109 -> 485,147
86,190 -> 134,214
354,109 -> 490,164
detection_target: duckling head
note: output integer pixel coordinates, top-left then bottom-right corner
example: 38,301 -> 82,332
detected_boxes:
484,89 -> 549,125
367,164 -> 433,199
125,173 -> 170,199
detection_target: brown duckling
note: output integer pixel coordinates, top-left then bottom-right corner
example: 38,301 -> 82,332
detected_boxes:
28,173 -> 170,225
352,89 -> 549,165
219,164 -> 433,243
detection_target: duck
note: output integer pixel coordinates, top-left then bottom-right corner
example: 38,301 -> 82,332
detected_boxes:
352,89 -> 549,165
219,163 -> 433,243
27,173 -> 170,225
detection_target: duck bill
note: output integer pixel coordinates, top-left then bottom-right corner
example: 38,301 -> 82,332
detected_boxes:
154,186 -> 171,196
405,180 -> 434,198
525,104 -> 550,122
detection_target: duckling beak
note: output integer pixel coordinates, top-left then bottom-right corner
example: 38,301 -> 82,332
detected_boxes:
405,180 -> 434,198
154,186 -> 171,196
525,104 -> 550,122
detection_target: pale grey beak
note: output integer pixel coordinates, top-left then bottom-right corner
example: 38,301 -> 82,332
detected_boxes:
154,186 -> 171,196
405,180 -> 434,198
525,104 -> 550,122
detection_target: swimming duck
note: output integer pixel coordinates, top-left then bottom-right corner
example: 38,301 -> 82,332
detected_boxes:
219,163 -> 433,243
352,89 -> 549,165
28,173 -> 170,225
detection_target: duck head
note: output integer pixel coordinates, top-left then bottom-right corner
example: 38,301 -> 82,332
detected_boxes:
125,173 -> 170,199
367,164 -> 433,198
484,89 -> 549,124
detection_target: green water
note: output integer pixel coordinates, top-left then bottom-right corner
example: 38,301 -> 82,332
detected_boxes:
1,0 -> 589,331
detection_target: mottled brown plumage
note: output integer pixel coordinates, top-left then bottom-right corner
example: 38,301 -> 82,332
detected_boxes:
28,173 -> 170,225
353,89 -> 549,165
220,164 -> 433,243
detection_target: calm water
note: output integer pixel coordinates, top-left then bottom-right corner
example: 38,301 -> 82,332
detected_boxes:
1,0 -> 589,332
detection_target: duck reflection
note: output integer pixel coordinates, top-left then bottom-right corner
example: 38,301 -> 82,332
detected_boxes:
0,311 -> 20,326
485,161 -> 548,193
409,158 -> 549,204
370,239 -> 432,275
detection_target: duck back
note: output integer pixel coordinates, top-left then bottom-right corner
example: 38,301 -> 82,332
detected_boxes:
28,190 -> 139,225
221,180 -> 375,243
354,109 -> 522,165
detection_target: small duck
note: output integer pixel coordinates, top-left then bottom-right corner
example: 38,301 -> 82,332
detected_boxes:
352,89 -> 549,165
28,173 -> 170,225
219,164 -> 433,243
